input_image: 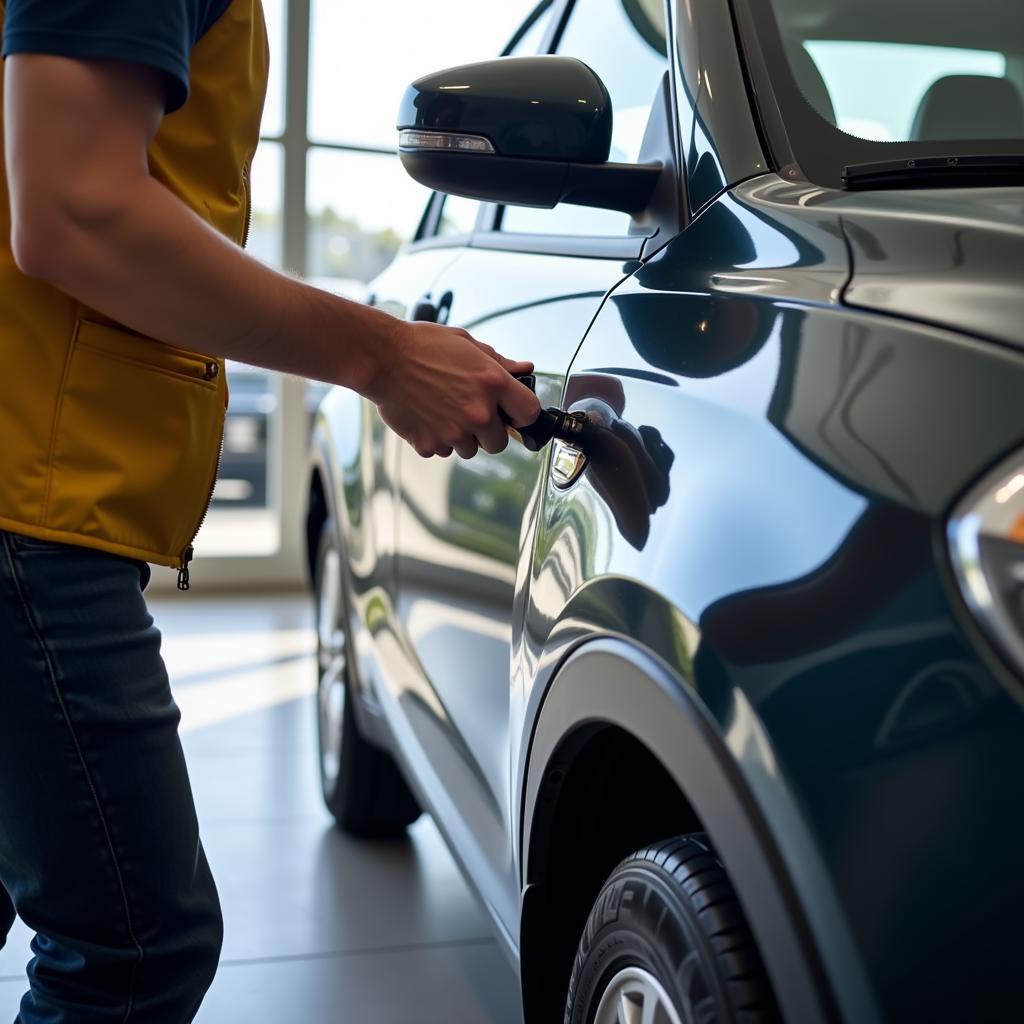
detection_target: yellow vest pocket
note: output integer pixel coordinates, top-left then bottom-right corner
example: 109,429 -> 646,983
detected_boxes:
44,320 -> 226,564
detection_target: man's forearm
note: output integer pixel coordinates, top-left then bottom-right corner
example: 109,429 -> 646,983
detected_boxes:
19,170 -> 396,392
5,53 -> 541,459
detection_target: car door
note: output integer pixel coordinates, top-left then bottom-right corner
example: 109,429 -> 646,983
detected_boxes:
385,0 -> 675,939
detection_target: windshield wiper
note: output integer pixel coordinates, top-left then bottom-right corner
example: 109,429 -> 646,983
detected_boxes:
842,154 -> 1024,191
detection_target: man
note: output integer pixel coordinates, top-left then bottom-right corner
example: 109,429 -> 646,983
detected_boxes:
0,1 -> 540,1020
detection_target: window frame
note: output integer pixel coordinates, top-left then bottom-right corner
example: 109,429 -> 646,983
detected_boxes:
731,0 -> 1024,192
406,0 -> 687,262
409,0 -> 565,253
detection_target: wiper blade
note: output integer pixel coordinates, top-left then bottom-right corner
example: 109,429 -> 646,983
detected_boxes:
842,154 -> 1024,191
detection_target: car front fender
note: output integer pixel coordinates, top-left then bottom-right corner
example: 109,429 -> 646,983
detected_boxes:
521,634 -> 879,1024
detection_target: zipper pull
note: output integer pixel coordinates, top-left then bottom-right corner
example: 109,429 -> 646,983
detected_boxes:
177,546 -> 194,592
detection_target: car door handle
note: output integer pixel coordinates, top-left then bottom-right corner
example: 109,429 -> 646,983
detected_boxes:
551,438 -> 587,488
411,291 -> 453,324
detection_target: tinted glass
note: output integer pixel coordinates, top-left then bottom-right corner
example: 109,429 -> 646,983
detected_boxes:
738,0 -> 1024,188
803,41 -> 1007,143
501,0 -> 668,237
437,195 -> 482,237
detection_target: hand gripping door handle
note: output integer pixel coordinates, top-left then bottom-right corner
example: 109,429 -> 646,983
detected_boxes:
505,374 -> 590,489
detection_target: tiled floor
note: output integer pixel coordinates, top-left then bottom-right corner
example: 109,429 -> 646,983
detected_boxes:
0,592 -> 520,1023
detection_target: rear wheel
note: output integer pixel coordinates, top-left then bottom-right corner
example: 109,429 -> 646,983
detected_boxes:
565,834 -> 779,1024
315,519 -> 420,837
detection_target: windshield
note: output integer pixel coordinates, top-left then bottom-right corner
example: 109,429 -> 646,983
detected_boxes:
735,0 -> 1024,189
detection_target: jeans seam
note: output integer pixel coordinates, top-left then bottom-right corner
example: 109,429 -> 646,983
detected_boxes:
1,534 -> 144,1022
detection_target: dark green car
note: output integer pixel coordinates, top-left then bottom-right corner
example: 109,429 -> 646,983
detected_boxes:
306,1 -> 1024,1020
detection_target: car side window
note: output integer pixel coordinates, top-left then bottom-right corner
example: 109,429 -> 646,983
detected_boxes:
436,195 -> 483,237
430,1 -> 558,241
507,0 -> 557,60
500,0 -> 669,238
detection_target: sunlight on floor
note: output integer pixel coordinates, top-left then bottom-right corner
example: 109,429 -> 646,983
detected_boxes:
176,654 -> 317,733
0,592 -> 517,1023
161,624 -> 318,734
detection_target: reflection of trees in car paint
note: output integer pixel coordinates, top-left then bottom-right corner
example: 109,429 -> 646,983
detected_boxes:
449,453 -> 533,565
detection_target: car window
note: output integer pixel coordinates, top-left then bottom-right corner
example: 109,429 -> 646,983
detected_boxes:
437,195 -> 483,237
501,0 -> 669,237
507,0 -> 556,58
803,41 -> 1008,143
737,0 -> 1024,189
427,2 -> 558,242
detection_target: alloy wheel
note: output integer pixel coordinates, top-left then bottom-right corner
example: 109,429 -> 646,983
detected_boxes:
317,545 -> 347,791
593,967 -> 686,1024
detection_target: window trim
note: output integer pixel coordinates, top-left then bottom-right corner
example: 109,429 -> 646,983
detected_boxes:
495,0 -> 672,247
410,0 -> 569,248
731,0 -> 1024,192
409,0 -> 684,262
472,230 -> 646,259
503,0 -> 560,55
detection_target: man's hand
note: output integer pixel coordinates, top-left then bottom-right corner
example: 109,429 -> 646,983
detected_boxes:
4,54 -> 538,460
371,321 -> 539,459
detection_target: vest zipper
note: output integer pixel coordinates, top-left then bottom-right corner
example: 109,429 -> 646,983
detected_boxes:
242,161 -> 253,249
177,546 -> 195,592
177,360 -> 225,591
178,160 -> 253,590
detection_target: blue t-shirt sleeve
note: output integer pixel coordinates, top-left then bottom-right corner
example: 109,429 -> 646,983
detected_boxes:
2,0 -> 233,113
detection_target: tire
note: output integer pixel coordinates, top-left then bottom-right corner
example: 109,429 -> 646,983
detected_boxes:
565,834 -> 779,1024
314,519 -> 420,837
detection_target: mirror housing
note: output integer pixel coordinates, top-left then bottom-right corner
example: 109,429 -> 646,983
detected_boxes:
397,56 -> 661,214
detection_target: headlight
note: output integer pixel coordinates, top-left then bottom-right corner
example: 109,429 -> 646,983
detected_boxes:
949,453 -> 1024,673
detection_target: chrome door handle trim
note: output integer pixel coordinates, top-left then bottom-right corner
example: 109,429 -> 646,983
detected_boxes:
551,440 -> 587,488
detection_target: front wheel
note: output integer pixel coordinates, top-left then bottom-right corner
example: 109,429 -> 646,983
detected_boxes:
315,519 -> 420,837
565,834 -> 779,1024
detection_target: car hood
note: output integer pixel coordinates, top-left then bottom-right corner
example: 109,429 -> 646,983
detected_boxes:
835,186 -> 1024,349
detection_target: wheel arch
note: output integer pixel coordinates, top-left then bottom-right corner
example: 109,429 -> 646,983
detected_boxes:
305,419 -> 339,585
305,387 -> 374,583
519,637 -> 859,1024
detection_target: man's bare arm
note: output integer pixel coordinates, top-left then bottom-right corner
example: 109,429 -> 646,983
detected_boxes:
4,55 -> 539,458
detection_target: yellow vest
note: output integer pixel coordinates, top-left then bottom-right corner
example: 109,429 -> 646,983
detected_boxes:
0,0 -> 269,583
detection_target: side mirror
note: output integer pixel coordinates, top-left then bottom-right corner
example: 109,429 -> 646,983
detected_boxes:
396,56 -> 661,214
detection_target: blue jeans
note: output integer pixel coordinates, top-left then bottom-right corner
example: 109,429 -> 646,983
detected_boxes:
0,531 -> 222,1022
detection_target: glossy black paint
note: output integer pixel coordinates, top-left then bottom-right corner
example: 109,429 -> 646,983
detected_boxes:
837,186 -> 1024,348
398,56 -> 663,213
398,56 -> 612,162
672,0 -> 768,214
525,176 -> 1024,1023
308,3 -> 1024,1022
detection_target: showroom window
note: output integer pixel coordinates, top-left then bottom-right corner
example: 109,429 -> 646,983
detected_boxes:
188,0 -> 539,586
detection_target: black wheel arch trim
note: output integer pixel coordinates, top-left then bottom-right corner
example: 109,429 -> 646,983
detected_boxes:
306,418 -> 341,579
520,636 -> 879,1024
306,415 -> 395,750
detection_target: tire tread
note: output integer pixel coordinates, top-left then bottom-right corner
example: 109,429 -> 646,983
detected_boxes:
315,520 -> 420,838
565,832 -> 780,1023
